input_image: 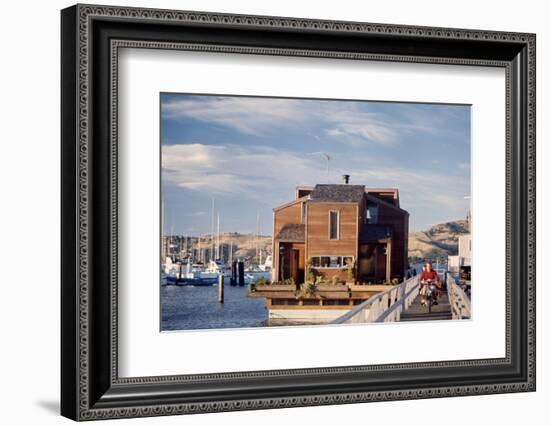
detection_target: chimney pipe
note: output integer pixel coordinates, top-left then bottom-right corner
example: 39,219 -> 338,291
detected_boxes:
342,174 -> 350,184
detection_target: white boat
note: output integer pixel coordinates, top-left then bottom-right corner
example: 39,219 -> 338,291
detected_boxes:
244,269 -> 271,283
164,261 -> 218,286
206,259 -> 231,277
259,255 -> 272,272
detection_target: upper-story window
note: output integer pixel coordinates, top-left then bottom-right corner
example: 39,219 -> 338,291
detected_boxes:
328,210 -> 339,240
366,202 -> 378,224
301,202 -> 307,224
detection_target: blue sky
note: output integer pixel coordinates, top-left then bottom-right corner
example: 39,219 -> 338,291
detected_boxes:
161,93 -> 471,235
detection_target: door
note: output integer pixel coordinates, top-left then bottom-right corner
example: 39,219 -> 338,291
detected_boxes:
358,244 -> 375,280
290,249 -> 300,284
358,243 -> 387,282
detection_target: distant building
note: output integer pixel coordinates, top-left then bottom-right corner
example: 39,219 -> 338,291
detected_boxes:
272,176 -> 409,284
448,234 -> 471,274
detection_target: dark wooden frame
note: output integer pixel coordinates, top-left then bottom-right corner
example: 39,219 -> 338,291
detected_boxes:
61,4 -> 536,421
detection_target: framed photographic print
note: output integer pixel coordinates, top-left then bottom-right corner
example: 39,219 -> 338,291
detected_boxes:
61,4 -> 536,421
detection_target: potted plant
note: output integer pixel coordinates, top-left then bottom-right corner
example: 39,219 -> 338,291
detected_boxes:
344,258 -> 355,285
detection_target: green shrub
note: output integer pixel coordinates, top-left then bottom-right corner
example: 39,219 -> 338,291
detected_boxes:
306,282 -> 318,295
305,257 -> 314,284
253,277 -> 270,286
283,277 -> 295,286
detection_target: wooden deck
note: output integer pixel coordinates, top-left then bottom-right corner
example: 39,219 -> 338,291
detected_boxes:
400,290 -> 452,322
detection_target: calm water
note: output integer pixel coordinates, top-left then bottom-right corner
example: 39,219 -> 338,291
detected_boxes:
161,283 -> 268,331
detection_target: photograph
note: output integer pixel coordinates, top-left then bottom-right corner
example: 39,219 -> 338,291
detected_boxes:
159,93 -> 472,331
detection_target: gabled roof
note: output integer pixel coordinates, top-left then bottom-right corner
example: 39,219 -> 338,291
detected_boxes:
366,193 -> 409,215
309,184 -> 366,203
366,188 -> 400,207
275,224 -> 305,242
273,195 -> 308,212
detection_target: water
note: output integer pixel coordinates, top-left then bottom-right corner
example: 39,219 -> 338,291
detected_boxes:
161,284 -> 267,331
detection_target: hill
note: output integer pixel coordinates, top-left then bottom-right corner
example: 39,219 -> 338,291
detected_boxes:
185,233 -> 272,263
218,232 -> 272,261
408,220 -> 469,262
182,220 -> 468,264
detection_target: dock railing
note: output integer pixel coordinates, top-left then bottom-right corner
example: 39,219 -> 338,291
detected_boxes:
331,276 -> 420,324
447,275 -> 471,320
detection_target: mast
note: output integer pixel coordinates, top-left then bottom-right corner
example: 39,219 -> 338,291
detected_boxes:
210,198 -> 215,262
216,213 -> 220,260
170,221 -> 174,259
161,195 -> 165,263
256,210 -> 260,265
198,235 -> 202,263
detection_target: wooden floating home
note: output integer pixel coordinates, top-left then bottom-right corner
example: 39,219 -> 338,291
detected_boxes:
248,175 -> 409,324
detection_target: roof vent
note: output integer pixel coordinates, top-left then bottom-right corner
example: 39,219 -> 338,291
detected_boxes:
342,174 -> 350,184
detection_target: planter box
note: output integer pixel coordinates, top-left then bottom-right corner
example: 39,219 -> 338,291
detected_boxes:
254,284 -> 297,292
315,284 -> 349,292
349,284 -> 395,293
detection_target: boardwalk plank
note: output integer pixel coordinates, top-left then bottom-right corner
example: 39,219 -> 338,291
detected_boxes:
400,289 -> 452,321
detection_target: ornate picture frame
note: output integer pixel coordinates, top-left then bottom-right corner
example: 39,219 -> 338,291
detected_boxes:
61,4 -> 535,421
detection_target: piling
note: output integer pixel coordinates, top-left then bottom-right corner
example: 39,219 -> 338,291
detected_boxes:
177,263 -> 183,285
230,260 -> 237,286
238,261 -> 245,286
218,274 -> 224,303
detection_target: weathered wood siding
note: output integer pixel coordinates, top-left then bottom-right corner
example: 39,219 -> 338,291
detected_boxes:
273,202 -> 303,237
376,202 -> 408,280
272,202 -> 303,282
306,203 -> 358,280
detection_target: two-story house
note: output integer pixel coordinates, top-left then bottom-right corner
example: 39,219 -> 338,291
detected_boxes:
272,175 -> 409,285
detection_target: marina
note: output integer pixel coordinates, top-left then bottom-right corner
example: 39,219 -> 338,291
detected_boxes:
160,178 -> 471,330
158,94 -> 472,331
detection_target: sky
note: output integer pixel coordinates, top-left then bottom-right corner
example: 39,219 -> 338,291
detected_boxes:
161,93 -> 471,236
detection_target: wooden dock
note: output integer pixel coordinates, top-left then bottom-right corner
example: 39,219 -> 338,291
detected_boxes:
398,291 -> 452,322
330,276 -> 465,324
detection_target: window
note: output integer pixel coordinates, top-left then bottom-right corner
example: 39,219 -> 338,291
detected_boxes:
329,210 -> 339,240
343,256 -> 354,267
320,256 -> 331,267
309,256 -> 354,269
366,202 -> 378,224
301,202 -> 307,224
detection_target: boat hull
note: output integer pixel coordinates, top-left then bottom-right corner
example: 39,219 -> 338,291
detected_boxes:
165,276 -> 217,286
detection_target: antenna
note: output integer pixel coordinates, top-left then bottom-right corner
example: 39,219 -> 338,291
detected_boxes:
322,152 -> 331,178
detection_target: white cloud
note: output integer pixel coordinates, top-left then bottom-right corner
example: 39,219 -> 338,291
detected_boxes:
325,120 -> 398,145
164,143 -> 468,214
162,97 -> 308,136
162,96 -> 436,146
163,142 -> 470,232
162,143 -> 329,202
351,167 -> 470,216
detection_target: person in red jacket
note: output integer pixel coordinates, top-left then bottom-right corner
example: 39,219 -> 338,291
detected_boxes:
419,262 -> 441,306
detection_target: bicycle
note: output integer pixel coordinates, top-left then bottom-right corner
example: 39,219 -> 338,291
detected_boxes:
421,279 -> 438,313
